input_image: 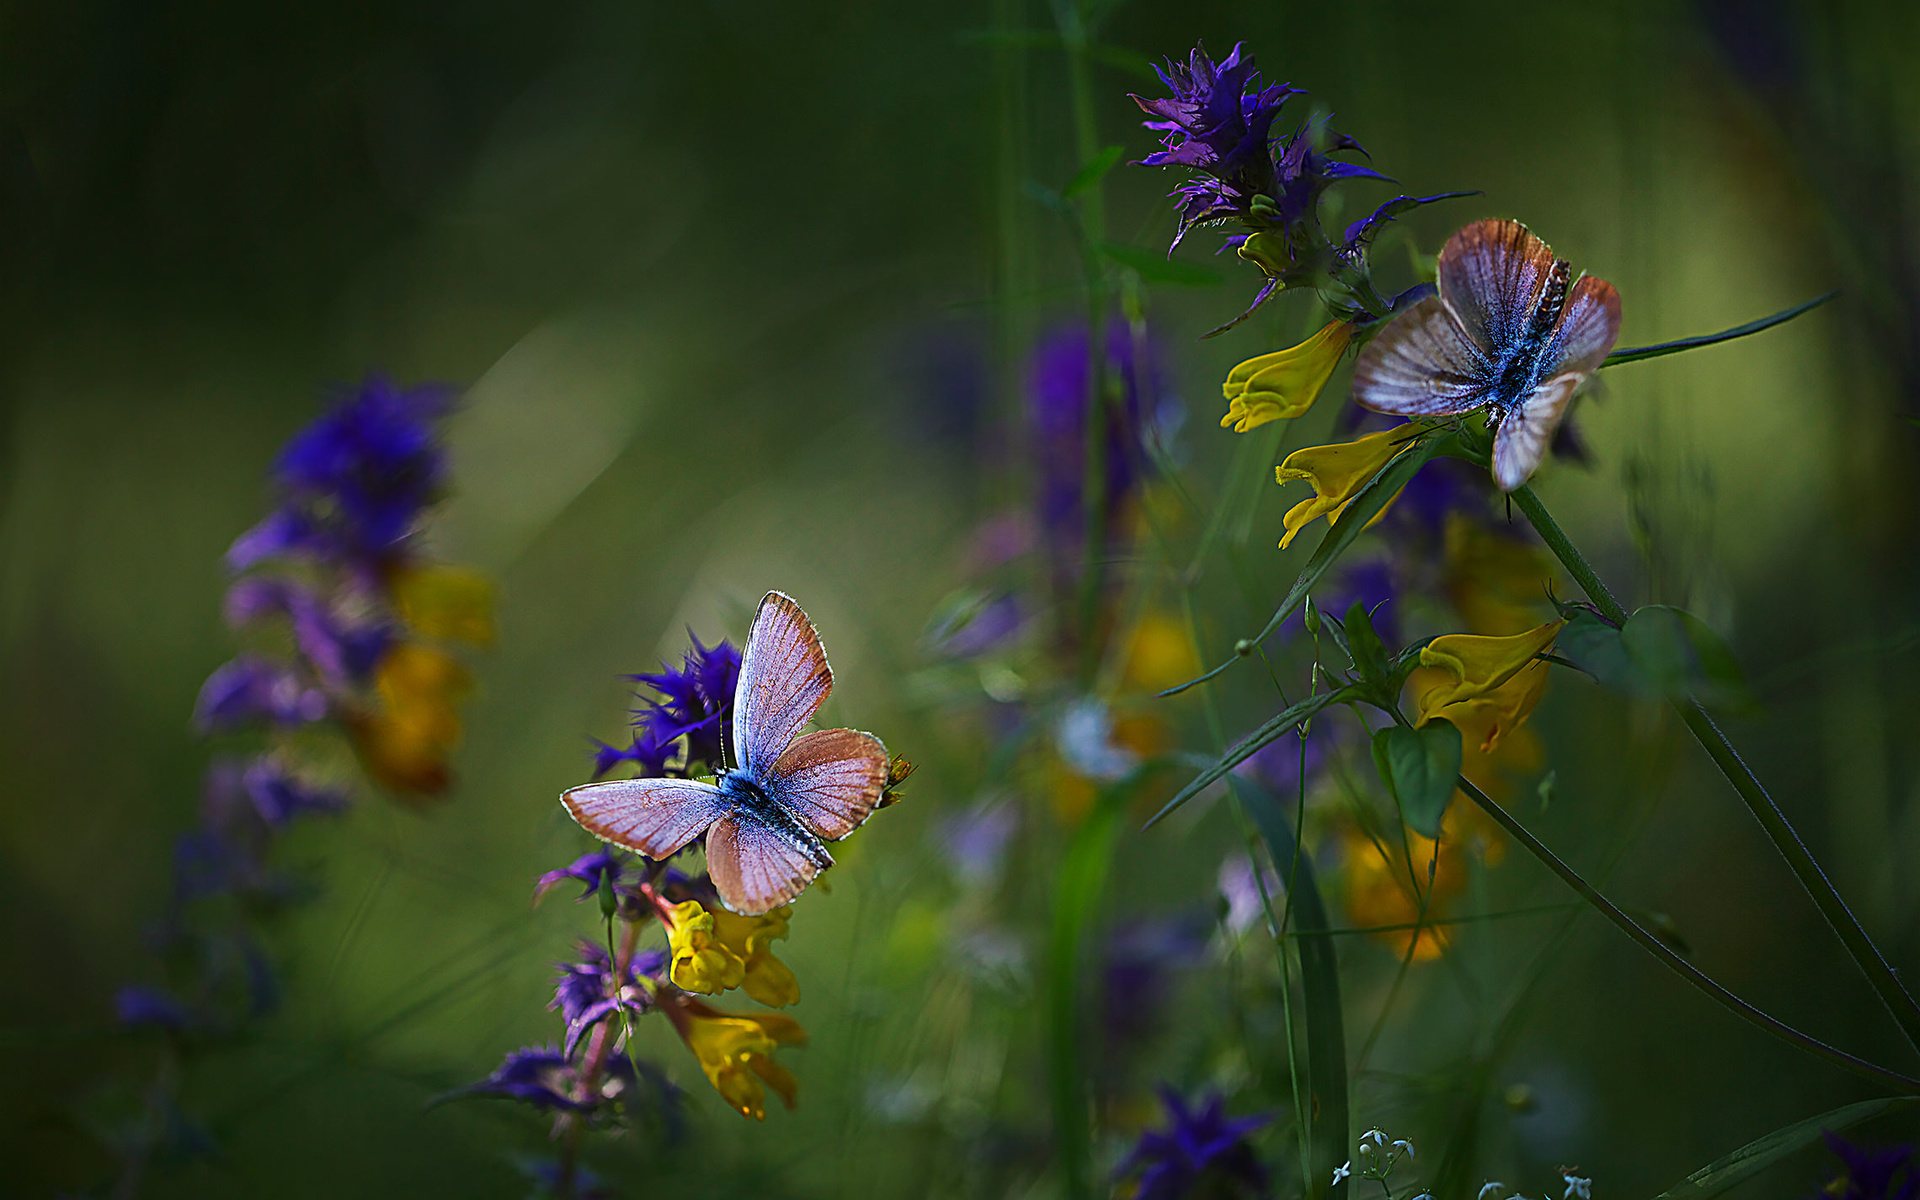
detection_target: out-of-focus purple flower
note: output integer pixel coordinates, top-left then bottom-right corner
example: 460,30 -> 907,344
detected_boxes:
1217,852 -> 1285,938
1117,1087 -> 1274,1200
1325,559 -> 1400,649
934,799 -> 1019,888
228,375 -> 456,572
463,1045 -> 638,1113
631,634 -> 741,773
194,657 -> 329,731
930,592 -> 1027,659
223,577 -> 392,685
116,984 -> 193,1031
1131,42 -> 1302,248
1243,721 -> 1337,801
171,830 -> 257,903
535,849 -> 632,904
589,728 -> 675,781
242,758 -> 348,827
1380,456 -> 1489,545
551,940 -> 665,1056
516,1157 -> 614,1200
1818,1131 -> 1916,1200
1102,916 -> 1210,1048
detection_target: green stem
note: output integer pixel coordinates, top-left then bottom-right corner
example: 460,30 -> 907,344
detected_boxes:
1510,484 -> 1920,1058
1456,776 -> 1919,1094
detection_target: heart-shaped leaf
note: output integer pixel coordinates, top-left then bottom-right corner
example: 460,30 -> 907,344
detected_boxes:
1372,720 -> 1463,838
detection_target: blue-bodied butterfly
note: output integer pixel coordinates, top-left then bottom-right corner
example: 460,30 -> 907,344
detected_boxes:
561,592 -> 889,915
1353,219 -> 1622,491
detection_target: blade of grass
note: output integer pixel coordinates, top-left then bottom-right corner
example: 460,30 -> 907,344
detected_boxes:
1649,1097 -> 1914,1200
1602,292 -> 1835,367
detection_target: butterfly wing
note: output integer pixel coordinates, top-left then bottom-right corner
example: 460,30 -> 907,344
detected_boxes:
1545,274 -> 1623,376
1438,219 -> 1558,354
1352,294 -> 1496,416
705,815 -> 832,915
561,776 -> 729,858
733,592 -> 834,776
1492,372 -> 1582,492
770,727 -> 889,841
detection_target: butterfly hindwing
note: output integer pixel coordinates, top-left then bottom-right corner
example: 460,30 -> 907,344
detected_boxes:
1439,219 -> 1558,355
1493,372 -> 1582,492
1546,273 -> 1623,377
706,815 -> 831,916
733,592 -> 834,776
770,727 -> 889,841
1352,294 -> 1496,416
561,777 -> 729,859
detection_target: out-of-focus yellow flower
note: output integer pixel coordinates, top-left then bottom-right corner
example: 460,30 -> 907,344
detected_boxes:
349,642 -> 471,796
1441,514 -> 1555,635
1221,321 -> 1357,432
1414,619 -> 1564,719
1340,824 -> 1465,962
390,564 -> 497,647
667,900 -> 799,1007
1274,427 -> 1416,549
673,1000 -> 806,1120
1120,611 -> 1201,694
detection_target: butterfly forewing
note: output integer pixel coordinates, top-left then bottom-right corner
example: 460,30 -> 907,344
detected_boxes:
1439,220 -> 1558,354
771,727 -> 889,841
562,777 -> 730,859
1352,294 -> 1496,416
733,592 -> 834,775
1545,274 -> 1623,377
1493,372 -> 1582,492
706,815 -> 829,915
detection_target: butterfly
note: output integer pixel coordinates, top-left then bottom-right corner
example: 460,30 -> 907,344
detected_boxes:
1352,218 -> 1622,491
561,591 -> 889,915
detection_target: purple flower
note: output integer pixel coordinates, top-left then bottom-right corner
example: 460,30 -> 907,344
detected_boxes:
535,849 -> 632,904
1244,720 -> 1339,800
1818,1132 -> 1916,1200
171,829 -> 258,902
550,940 -> 665,1056
224,577 -> 392,685
1102,916 -> 1209,1048
1117,1087 -> 1274,1200
242,758 -> 348,827
934,799 -> 1019,887
462,1045 -> 637,1113
116,984 -> 193,1031
193,657 -> 329,730
589,729 -> 675,780
1324,559 -> 1400,649
631,634 -> 741,773
229,375 -> 455,572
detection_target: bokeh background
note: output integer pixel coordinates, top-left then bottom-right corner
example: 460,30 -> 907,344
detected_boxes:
4,0 -> 1919,1195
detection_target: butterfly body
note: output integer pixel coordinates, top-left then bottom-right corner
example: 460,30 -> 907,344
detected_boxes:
561,592 -> 888,915
1352,220 -> 1621,491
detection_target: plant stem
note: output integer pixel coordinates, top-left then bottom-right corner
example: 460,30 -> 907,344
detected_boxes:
1510,483 -> 1920,1058
1456,776 -> 1919,1094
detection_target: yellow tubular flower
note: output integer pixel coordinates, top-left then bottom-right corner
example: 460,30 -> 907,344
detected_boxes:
1274,427 -> 1414,549
1221,321 -> 1357,432
678,1004 -> 807,1120
349,642 -> 472,797
1415,619 -> 1565,719
709,906 -> 800,1008
667,900 -> 746,995
1422,658 -> 1552,756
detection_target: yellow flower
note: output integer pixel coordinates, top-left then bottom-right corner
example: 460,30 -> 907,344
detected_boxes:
1340,824 -> 1464,962
1441,514 -> 1555,635
1420,658 -> 1552,757
348,642 -> 471,797
1414,619 -> 1564,719
1274,427 -> 1416,549
666,900 -> 799,1007
674,1001 -> 806,1120
1221,321 -> 1357,432
1119,610 -> 1201,694
390,564 -> 497,647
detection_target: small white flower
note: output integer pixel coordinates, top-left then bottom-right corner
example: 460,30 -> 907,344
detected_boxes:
1478,1183 -> 1506,1200
1563,1173 -> 1592,1200
1333,1161 -> 1352,1185
1393,1139 -> 1417,1159
1361,1128 -> 1387,1146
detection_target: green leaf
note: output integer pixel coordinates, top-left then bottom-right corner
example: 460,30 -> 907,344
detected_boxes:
1063,145 -> 1124,198
1603,292 -> 1835,368
1372,720 -> 1463,838
1160,433 -> 1444,698
1650,1097 -> 1913,1200
1344,601 -> 1390,682
1557,611 -> 1640,693
1145,685 -> 1362,827
1622,606 -> 1758,714
1100,241 -> 1224,287
1234,777 -> 1350,1200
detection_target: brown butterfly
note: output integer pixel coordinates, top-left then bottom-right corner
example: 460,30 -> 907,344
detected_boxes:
1353,219 -> 1622,490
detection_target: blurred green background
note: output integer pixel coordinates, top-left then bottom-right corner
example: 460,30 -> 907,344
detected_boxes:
3,0 -> 1919,1195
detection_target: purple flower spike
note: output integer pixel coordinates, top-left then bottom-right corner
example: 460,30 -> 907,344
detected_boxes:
194,657 -> 329,731
551,940 -> 663,1056
589,729 -> 675,780
461,1045 -> 638,1113
1819,1131 -> 1916,1200
1118,1087 -> 1274,1200
534,848 -> 631,904
242,758 -> 348,828
116,984 -> 193,1031
630,634 -> 740,772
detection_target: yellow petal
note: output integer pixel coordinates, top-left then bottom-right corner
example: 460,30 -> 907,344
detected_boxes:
1416,619 -> 1565,719
1274,427 -> 1416,549
667,900 -> 747,994
1220,321 -> 1357,432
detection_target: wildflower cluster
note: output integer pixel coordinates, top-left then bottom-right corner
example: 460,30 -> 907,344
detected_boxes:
1117,1087 -> 1273,1200
111,377 -> 491,1173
